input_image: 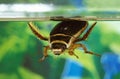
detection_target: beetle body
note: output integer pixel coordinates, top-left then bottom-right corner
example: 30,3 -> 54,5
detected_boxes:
28,20 -> 100,61
49,21 -> 88,55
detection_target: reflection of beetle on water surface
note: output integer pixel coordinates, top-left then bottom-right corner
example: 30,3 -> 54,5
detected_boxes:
28,20 -> 101,61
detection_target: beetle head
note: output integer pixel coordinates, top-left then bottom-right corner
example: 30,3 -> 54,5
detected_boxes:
51,43 -> 67,55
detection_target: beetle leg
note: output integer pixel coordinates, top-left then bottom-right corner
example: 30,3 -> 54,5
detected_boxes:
75,22 -> 97,42
68,44 -> 79,58
77,43 -> 101,56
69,44 -> 100,57
28,22 -> 48,41
40,46 -> 50,61
68,51 -> 79,58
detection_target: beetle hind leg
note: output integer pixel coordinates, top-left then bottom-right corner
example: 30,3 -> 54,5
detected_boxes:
81,22 -> 97,41
75,22 -> 97,42
28,22 -> 48,41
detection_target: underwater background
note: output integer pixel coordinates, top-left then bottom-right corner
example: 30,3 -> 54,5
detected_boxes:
0,0 -> 120,79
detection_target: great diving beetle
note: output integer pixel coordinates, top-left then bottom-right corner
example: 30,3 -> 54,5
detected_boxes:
28,19 -> 100,61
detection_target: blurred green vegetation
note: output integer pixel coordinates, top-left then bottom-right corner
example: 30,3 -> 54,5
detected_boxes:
0,21 -> 65,79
